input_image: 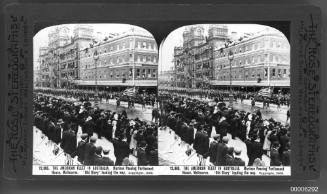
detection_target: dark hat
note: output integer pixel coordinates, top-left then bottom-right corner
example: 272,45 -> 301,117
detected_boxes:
81,133 -> 88,140
95,146 -> 103,155
227,147 -> 234,155
103,149 -> 110,155
139,141 -> 147,147
213,134 -> 220,140
90,136 -> 97,143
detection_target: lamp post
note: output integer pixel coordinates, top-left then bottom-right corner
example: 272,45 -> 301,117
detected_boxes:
93,50 -> 99,106
228,50 -> 234,108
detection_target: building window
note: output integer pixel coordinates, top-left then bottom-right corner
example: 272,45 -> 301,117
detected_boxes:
272,68 -> 276,76
129,68 -> 132,77
152,69 -> 156,77
137,69 -> 140,77
148,69 -> 151,77
142,69 -> 146,78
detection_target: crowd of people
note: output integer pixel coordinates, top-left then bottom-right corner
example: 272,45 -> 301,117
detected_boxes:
34,87 -> 157,107
33,92 -> 158,166
158,88 -> 290,107
160,92 -> 290,166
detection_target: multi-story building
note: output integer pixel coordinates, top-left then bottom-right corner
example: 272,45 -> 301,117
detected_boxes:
36,25 -> 158,91
211,27 -> 290,89
173,25 -> 228,88
37,25 -> 94,88
172,25 -> 290,91
76,28 -> 158,89
37,46 -> 50,87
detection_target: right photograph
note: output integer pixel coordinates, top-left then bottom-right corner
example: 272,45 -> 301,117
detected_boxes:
158,24 -> 290,167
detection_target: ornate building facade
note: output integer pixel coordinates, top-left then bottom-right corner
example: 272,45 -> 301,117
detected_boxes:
172,25 -> 290,90
36,25 -> 158,89
77,28 -> 158,88
173,25 -> 228,88
37,25 -> 94,88
212,27 -> 290,88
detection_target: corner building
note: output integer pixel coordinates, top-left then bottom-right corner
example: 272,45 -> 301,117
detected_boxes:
174,25 -> 228,88
77,29 -> 158,90
212,28 -> 290,89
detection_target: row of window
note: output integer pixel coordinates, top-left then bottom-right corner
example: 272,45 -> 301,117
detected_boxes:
80,38 -> 157,58
60,71 -> 76,79
81,68 -> 157,80
81,54 -> 158,69
216,37 -> 289,58
60,62 -> 77,70
216,53 -> 289,69
216,68 -> 290,80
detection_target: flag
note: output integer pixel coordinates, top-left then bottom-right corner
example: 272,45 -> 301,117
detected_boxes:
122,87 -> 136,97
257,87 -> 272,97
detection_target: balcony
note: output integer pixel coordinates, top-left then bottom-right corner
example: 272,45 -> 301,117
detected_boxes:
74,79 -> 157,87
209,80 -> 290,87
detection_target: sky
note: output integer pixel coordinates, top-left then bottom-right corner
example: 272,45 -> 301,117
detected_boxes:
159,24 -> 287,72
33,23 -> 152,68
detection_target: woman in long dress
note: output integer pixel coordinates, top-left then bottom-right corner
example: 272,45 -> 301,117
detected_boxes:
263,129 -> 272,157
129,129 -> 138,156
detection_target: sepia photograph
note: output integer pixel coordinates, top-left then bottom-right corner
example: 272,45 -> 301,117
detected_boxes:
158,24 -> 291,167
33,24 -> 159,168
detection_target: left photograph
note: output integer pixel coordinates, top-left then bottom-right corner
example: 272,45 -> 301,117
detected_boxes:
33,24 -> 159,168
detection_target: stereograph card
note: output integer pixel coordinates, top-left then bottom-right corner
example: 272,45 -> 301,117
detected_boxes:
2,1 -> 321,182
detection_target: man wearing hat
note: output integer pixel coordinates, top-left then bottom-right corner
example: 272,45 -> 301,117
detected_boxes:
186,119 -> 197,146
61,127 -> 77,165
245,134 -> 263,166
113,136 -> 130,166
208,134 -> 220,164
270,141 -> 282,166
95,149 -> 115,166
84,116 -> 95,138
137,141 -> 148,166
53,119 -> 64,145
232,148 -> 245,166
216,136 -> 229,166
193,125 -> 209,166
77,133 -> 88,164
84,136 -> 97,165
281,142 -> 291,166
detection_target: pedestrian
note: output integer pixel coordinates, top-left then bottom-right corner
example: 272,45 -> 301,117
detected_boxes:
84,136 -> 97,165
77,133 -> 88,164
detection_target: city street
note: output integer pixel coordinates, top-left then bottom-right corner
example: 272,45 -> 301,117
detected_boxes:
190,97 -> 289,124
36,93 -> 154,122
